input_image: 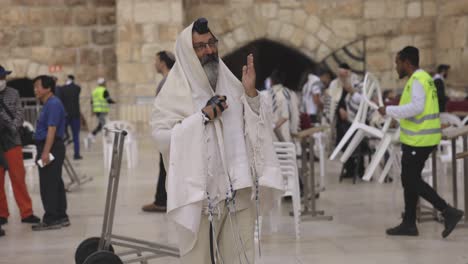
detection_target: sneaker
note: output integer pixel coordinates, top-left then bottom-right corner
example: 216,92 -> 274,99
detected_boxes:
32,221 -> 62,231
59,218 -> 71,227
142,203 -> 166,213
441,205 -> 464,238
21,215 -> 41,224
73,155 -> 83,160
386,222 -> 419,236
0,217 -> 7,225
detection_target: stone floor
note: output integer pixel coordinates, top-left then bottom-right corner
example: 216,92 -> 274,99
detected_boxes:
0,136 -> 467,264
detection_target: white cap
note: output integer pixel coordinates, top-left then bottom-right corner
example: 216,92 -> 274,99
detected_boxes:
97,77 -> 105,85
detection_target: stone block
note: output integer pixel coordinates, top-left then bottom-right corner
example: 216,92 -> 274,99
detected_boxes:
303,35 -> 320,52
361,19 -> 400,36
102,47 -> 116,65
79,48 -> 100,65
324,0 -> 363,18
10,48 -> 31,59
260,3 -> 278,18
116,0 -> 133,23
407,1 -> 422,18
423,1 -> 437,16
0,7 -> 27,26
384,0 -> 406,19
292,9 -> 307,27
116,43 -> 132,62
76,65 -> 99,82
14,0 -> 63,5
18,30 -> 44,47
63,28 -> 89,47
316,26 -> 332,43
44,28 -> 63,48
53,49 -> 77,65
170,2 -> 183,23
118,63 -> 152,83
330,19 -> 357,40
389,35 -> 413,52
64,0 -> 86,6
400,17 -> 434,34
134,1 -> 171,23
98,9 -> 116,25
118,24 -> 143,43
364,0 -> 385,19
142,24 -> 158,43
158,25 -> 179,41
221,32 -> 237,51
51,8 -> 73,25
95,0 -> 115,7
92,29 -> 115,45
31,47 -> 54,63
26,62 -> 41,79
278,0 -> 300,8
0,29 -> 15,46
233,26 -> 250,44
290,28 -> 305,47
414,34 -> 434,48
305,16 -> 321,34
419,48 -> 433,67
27,8 -> 53,26
279,23 -> 295,41
366,36 -> 387,52
440,0 -> 468,16
278,9 -> 293,23
141,43 -> 165,63
316,44 -> 331,61
74,7 -> 97,26
367,52 -> 392,71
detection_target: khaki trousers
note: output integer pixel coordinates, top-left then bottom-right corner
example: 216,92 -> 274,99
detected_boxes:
180,195 -> 255,264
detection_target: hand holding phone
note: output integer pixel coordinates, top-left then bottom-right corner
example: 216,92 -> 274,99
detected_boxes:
37,153 -> 55,168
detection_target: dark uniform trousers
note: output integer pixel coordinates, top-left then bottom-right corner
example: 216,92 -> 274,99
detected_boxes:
36,138 -> 68,224
401,144 -> 448,225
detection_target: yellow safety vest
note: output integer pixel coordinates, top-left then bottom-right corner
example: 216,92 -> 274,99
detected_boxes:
399,70 -> 441,147
92,86 -> 109,113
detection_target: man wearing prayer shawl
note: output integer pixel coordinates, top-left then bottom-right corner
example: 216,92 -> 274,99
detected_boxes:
151,18 -> 283,263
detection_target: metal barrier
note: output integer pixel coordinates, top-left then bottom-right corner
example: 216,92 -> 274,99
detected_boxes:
20,96 -> 154,135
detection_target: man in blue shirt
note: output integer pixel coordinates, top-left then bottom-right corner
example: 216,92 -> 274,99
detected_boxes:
32,75 -> 69,231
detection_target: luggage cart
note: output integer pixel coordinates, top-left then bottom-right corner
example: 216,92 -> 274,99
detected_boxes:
64,155 -> 93,192
75,129 -> 179,264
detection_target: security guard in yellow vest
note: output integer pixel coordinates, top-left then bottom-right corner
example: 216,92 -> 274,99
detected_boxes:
378,46 -> 463,238
85,78 -> 115,147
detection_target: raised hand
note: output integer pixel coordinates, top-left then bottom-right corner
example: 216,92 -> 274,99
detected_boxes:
242,54 -> 258,97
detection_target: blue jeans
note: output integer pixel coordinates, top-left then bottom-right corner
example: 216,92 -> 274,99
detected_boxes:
67,117 -> 81,158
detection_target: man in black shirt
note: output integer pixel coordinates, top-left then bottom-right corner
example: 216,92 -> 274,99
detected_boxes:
56,75 -> 82,159
433,64 -> 450,113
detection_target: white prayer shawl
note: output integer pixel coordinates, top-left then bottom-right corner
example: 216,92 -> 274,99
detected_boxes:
327,73 -> 361,123
151,23 -> 283,255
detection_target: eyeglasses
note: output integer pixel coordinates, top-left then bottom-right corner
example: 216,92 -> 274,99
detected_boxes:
193,39 -> 219,52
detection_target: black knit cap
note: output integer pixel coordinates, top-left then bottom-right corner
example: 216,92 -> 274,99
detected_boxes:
192,17 -> 210,34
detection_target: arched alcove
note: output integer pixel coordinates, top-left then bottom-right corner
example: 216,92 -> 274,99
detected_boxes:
222,39 -> 318,91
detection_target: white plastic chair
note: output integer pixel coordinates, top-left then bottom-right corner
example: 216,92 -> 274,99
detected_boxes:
103,121 -> 138,170
438,113 -> 463,176
273,142 -> 301,239
313,131 -> 327,190
22,121 -> 37,190
330,73 -> 391,163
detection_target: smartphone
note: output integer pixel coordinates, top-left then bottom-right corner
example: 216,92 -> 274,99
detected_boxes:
37,153 -> 55,168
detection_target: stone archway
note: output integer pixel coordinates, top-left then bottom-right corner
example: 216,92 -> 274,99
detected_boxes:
222,38 -> 317,91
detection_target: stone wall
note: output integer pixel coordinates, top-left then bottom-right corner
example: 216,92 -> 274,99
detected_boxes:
116,0 -> 183,98
435,0 -> 468,92
0,0 -> 117,96
183,0 -> 447,91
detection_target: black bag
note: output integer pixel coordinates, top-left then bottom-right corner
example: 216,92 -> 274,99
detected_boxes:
0,99 -> 35,146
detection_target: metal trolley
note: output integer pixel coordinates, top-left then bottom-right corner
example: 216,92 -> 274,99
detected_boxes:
75,129 -> 180,264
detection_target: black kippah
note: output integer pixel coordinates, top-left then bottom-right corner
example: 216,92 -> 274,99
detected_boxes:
193,17 -> 210,34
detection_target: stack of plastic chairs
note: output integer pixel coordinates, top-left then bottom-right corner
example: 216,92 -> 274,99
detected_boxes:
273,142 -> 301,239
102,121 -> 138,171
438,113 -> 463,176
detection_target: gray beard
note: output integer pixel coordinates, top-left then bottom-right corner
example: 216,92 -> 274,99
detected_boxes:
203,61 -> 219,91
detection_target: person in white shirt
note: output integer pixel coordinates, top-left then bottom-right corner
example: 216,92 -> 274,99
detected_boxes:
151,18 -> 283,264
378,46 -> 463,237
301,69 -> 331,123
